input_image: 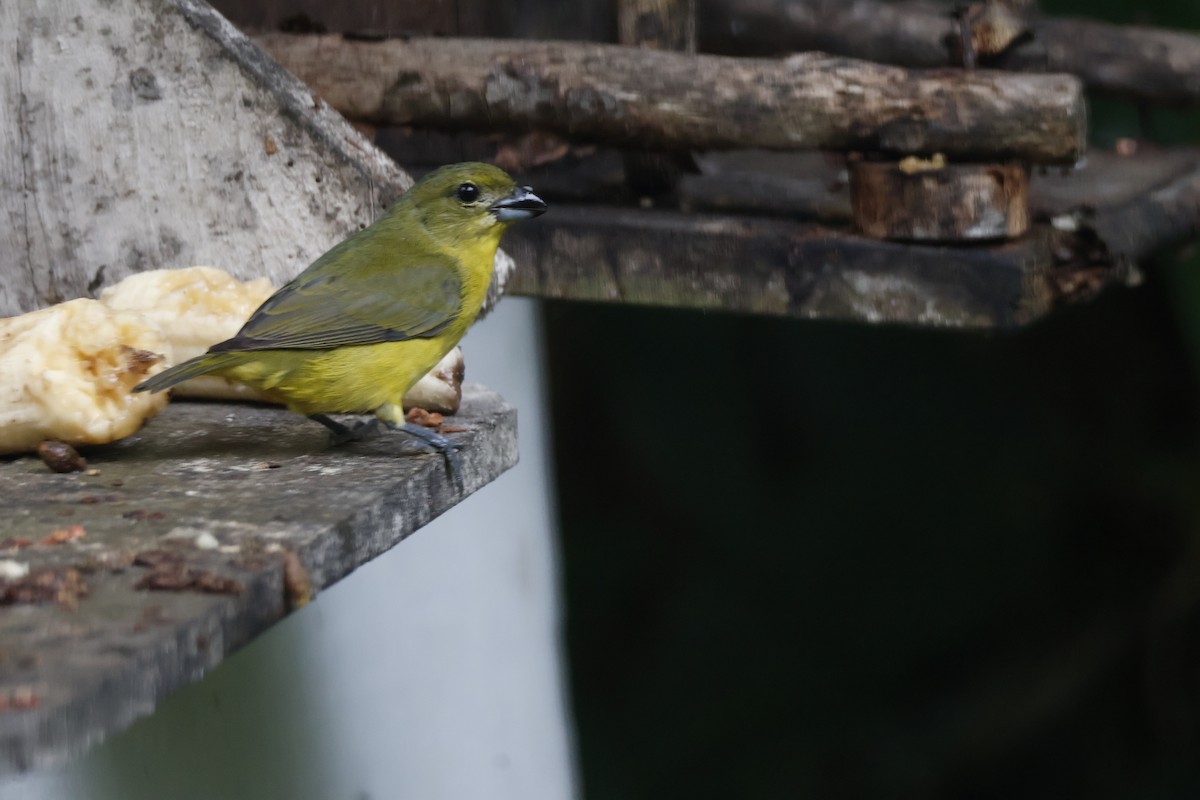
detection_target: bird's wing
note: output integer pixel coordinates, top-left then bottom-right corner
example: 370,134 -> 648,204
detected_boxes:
210,258 -> 462,353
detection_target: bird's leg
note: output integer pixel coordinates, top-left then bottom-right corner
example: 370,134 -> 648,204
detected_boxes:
381,419 -> 465,495
309,414 -> 381,446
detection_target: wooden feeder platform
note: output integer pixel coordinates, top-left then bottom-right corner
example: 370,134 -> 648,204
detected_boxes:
0,390 -> 515,772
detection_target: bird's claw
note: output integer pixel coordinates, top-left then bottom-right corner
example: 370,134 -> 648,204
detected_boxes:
389,421 -> 466,495
314,414 -> 465,494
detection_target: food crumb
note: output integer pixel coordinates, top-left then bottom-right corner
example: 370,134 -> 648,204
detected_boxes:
0,567 -> 89,608
0,687 -> 41,712
194,532 -> 220,550
133,550 -> 242,595
405,408 -> 444,428
41,525 -> 87,545
36,441 -> 87,473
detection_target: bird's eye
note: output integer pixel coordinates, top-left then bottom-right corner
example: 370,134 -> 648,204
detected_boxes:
456,182 -> 480,204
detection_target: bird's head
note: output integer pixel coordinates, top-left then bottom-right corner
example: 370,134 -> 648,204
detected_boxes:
403,162 -> 547,243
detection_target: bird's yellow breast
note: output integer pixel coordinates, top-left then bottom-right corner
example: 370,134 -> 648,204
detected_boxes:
223,337 -> 451,415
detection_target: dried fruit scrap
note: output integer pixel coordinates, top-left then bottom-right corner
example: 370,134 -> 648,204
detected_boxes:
41,524 -> 87,545
404,408 -> 445,428
0,567 -> 89,609
133,550 -> 243,595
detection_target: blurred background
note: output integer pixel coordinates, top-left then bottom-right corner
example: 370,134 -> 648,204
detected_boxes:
9,0 -> 1200,797
521,0 -> 1200,795
493,0 -> 1200,795
551,0 -> 1200,794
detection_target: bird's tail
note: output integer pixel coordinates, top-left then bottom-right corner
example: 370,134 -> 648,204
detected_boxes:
133,353 -> 239,394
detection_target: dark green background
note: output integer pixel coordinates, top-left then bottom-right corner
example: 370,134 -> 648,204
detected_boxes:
547,1 -> 1200,797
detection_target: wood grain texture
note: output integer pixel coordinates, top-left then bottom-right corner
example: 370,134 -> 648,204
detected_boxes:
501,204 -> 1053,328
701,0 -> 1200,104
1092,164 -> 1200,265
0,0 -> 411,317
255,33 -> 1087,163
0,389 -> 515,773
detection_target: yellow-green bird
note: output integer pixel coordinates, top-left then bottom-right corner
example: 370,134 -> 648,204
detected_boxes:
135,162 -> 546,492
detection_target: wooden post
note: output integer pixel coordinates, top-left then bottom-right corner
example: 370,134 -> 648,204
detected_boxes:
824,0 -> 1039,244
851,160 -> 1030,241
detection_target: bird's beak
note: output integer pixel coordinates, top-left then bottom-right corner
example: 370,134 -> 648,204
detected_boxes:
489,186 -> 547,222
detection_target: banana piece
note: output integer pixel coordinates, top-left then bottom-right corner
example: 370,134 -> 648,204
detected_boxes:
101,267 -> 276,403
0,299 -> 171,455
402,346 -> 465,415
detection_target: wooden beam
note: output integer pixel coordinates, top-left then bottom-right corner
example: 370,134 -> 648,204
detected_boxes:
502,205 -> 1053,328
255,33 -> 1087,163
1093,164 -> 1200,265
700,0 -> 1200,105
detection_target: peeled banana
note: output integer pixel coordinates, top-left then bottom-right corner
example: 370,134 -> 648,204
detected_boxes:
0,299 -> 171,454
100,267 -> 275,403
403,346 -> 465,416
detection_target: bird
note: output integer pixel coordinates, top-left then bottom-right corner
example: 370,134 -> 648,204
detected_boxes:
134,162 -> 547,493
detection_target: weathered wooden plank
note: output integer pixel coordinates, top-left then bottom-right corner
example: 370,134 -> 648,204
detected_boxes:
1030,149 -> 1200,216
679,170 -> 853,223
0,387 -> 516,774
1005,18 -> 1200,105
700,0 -> 1200,105
1092,164 -> 1200,266
0,0 -> 411,317
699,0 -> 957,66
503,205 -> 1051,328
254,33 -> 1087,163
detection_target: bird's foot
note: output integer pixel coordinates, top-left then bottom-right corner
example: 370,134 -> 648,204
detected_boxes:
386,421 -> 465,495
309,414 -> 381,446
